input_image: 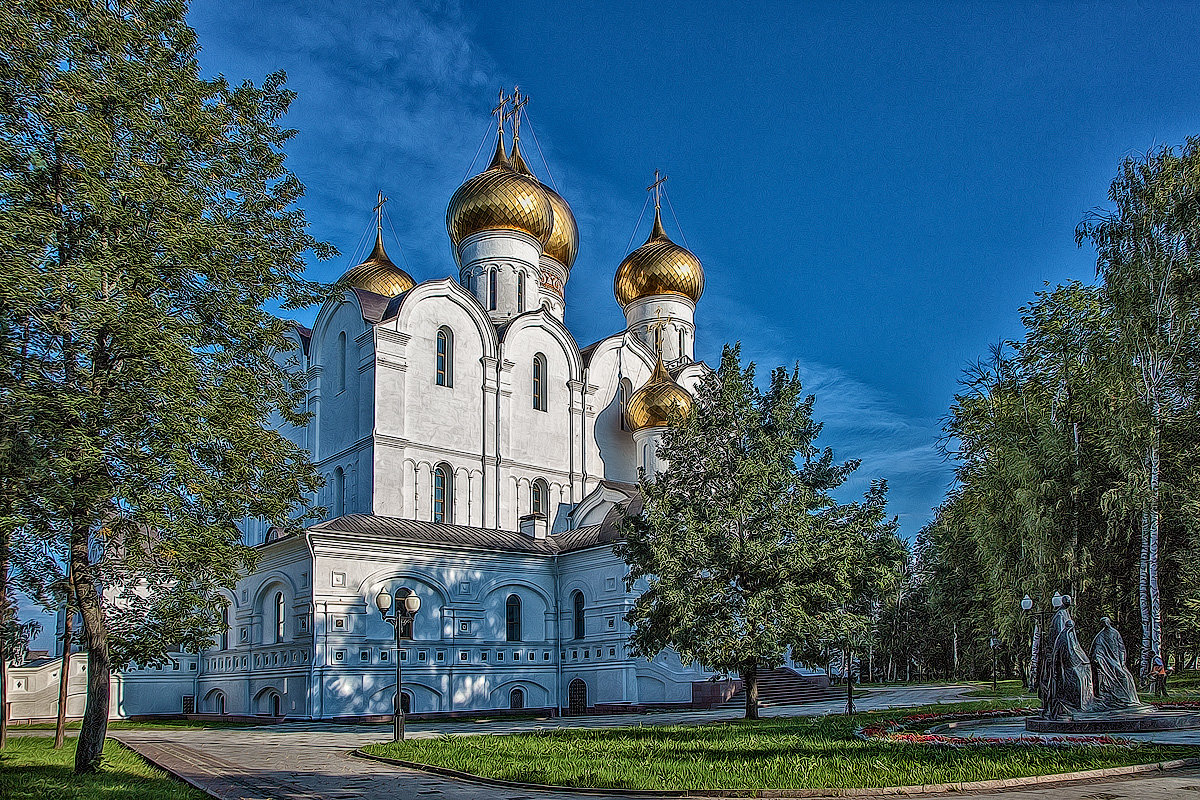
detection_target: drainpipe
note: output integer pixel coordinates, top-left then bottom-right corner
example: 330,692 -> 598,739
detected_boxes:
554,553 -> 563,716
305,530 -> 322,720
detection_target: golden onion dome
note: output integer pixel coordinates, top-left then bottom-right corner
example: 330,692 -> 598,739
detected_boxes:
507,138 -> 578,271
613,208 -> 704,307
541,183 -> 579,270
446,137 -> 555,250
340,229 -> 415,297
626,356 -> 693,432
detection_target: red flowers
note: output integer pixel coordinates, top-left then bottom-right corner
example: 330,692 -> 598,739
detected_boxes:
854,707 -> 1134,748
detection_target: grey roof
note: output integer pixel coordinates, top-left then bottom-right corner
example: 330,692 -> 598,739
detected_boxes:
307,514 -> 621,555
351,287 -> 397,323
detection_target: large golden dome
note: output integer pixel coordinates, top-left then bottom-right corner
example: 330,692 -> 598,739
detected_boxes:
626,356 -> 693,431
340,229 -> 415,297
446,139 -> 555,250
613,208 -> 704,307
541,183 -> 578,270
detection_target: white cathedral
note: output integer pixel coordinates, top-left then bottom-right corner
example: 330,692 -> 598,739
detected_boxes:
9,99 -> 743,722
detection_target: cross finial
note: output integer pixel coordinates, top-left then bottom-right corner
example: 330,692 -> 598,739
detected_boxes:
373,190 -> 388,232
506,86 -> 529,141
646,169 -> 668,211
491,88 -> 511,136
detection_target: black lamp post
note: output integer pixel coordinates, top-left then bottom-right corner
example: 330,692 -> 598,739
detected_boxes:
989,628 -> 1001,693
376,586 -> 421,742
1020,591 -> 1061,701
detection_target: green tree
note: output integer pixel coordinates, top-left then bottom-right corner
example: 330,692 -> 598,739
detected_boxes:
0,0 -> 332,771
1077,140 -> 1200,677
617,344 -> 859,719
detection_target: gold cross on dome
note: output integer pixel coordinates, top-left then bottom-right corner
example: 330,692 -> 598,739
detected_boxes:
491,89 -> 511,134
646,169 -> 668,210
373,190 -> 388,231
506,87 -> 529,139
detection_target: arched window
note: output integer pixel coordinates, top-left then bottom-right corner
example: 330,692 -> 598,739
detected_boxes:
531,479 -> 548,517
517,271 -> 526,313
678,327 -> 685,359
274,591 -> 285,642
532,353 -> 547,411
571,590 -> 585,640
436,326 -> 454,387
510,687 -> 525,709
506,594 -> 521,642
219,603 -> 229,650
619,378 -> 632,431
489,268 -> 498,311
333,467 -> 345,517
433,463 -> 452,524
336,331 -> 347,392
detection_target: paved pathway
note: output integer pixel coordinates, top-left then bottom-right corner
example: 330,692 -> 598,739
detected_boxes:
97,685 -> 1200,800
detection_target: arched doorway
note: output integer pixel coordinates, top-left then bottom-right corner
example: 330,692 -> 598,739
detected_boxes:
210,691 -> 225,715
270,692 -> 282,717
510,687 -> 525,710
567,678 -> 588,715
395,691 -> 412,714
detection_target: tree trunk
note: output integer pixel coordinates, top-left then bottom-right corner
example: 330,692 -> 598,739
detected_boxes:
54,588 -> 75,749
845,647 -> 855,714
744,662 -> 759,720
1140,509 -> 1152,680
70,531 -> 110,774
1148,429 -> 1163,671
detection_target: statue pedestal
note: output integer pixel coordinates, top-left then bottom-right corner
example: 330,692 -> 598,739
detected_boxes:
1026,711 -> 1200,733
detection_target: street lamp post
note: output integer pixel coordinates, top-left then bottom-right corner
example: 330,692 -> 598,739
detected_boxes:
376,587 -> 421,742
989,629 -> 1001,693
1020,592 -> 1060,703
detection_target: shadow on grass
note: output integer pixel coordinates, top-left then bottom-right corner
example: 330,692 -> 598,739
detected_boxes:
0,737 -> 210,800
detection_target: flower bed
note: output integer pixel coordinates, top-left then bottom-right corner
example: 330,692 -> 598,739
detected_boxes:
854,707 -> 1136,748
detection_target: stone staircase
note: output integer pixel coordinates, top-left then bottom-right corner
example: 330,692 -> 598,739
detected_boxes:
722,667 -> 840,708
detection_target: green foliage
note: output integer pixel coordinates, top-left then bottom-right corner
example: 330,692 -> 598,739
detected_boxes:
919,138 -> 1200,682
617,344 -> 903,696
0,736 -> 210,800
363,703 -> 1191,791
0,0 -> 332,769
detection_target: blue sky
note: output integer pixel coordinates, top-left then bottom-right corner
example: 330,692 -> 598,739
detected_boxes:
179,0 -> 1200,541
21,0 -> 1200,650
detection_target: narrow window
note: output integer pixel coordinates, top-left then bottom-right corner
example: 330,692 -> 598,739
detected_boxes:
572,590 -> 585,640
433,463 -> 453,524
333,467 -> 345,517
654,326 -> 663,355
274,592 -> 285,642
517,271 -> 526,313
489,269 -> 498,311
619,378 -> 632,431
219,604 -> 229,650
532,353 -> 547,411
436,326 -> 453,387
506,594 -> 521,642
678,327 -> 685,359
336,331 -> 347,392
531,479 -> 547,517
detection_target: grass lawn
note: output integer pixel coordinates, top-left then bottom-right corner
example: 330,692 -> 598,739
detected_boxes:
0,736 -> 210,800
965,679 -> 1038,699
363,701 -> 1198,792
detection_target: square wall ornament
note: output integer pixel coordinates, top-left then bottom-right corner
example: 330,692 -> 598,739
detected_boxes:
458,581 -> 471,595
605,577 -> 616,591
331,571 -> 346,588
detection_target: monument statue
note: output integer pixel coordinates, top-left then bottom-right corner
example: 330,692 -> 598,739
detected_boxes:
1045,594 -> 1095,718
1090,617 -> 1146,711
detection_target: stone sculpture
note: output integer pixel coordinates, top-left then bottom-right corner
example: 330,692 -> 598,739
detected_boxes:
1044,594 -> 1095,718
1090,617 -> 1145,712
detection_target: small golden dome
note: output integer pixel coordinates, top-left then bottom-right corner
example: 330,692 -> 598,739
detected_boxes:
446,137 -> 555,250
340,229 -> 415,297
613,208 -> 704,307
626,356 -> 693,431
